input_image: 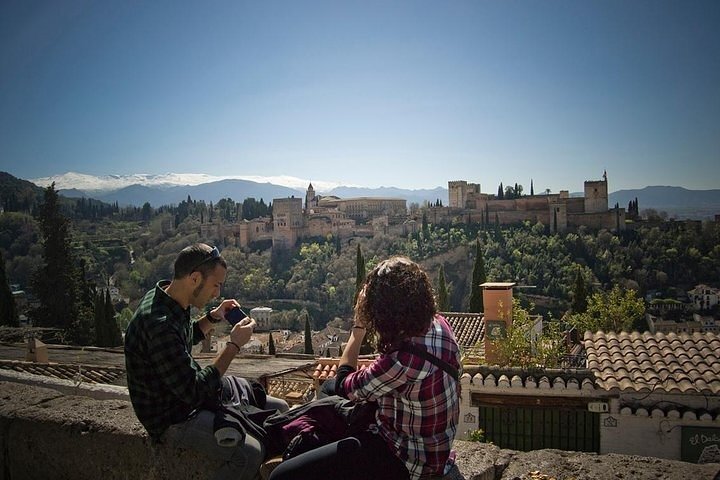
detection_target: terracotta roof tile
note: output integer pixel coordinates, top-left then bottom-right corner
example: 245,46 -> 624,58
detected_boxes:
584,331 -> 720,395
0,359 -> 125,384
266,378 -> 315,405
442,312 -> 485,348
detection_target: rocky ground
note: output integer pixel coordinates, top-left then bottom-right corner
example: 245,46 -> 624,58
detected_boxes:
453,441 -> 720,480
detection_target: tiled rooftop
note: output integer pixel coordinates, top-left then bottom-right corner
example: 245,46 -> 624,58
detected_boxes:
442,312 -> 485,348
266,378 -> 315,405
584,331 -> 720,395
0,359 -> 125,385
312,357 -> 375,383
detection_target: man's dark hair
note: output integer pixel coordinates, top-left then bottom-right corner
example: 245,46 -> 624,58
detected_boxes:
355,256 -> 436,353
173,244 -> 227,279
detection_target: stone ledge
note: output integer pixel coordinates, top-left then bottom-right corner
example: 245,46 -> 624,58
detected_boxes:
1,381 -> 719,480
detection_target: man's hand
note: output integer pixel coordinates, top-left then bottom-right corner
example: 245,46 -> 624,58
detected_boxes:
230,317 -> 256,347
211,298 -> 241,322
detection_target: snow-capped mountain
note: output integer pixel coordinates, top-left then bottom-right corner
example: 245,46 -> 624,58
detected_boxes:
26,171 -> 447,208
29,172 -> 345,195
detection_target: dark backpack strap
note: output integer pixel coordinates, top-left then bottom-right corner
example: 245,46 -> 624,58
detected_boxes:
397,343 -> 459,382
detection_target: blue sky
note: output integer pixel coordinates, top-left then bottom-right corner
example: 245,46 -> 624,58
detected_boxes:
1,0 -> 718,193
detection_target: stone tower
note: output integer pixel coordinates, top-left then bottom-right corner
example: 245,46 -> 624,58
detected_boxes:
584,171 -> 609,214
448,181 -> 467,208
305,183 -> 316,212
272,197 -> 304,249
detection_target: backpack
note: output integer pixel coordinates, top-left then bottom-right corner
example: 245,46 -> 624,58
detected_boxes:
263,395 -> 377,459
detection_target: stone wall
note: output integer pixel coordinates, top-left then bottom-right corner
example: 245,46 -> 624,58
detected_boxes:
1,378 -> 719,480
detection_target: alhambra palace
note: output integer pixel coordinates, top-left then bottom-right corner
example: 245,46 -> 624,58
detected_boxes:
200,172 -> 625,249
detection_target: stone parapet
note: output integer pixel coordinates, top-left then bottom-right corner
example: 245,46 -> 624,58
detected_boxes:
1,380 -> 719,479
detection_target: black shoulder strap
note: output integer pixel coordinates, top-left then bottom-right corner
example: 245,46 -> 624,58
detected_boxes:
397,343 -> 459,381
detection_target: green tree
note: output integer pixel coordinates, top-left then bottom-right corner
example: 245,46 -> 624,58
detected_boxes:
570,267 -> 588,314
94,291 -> 105,345
116,307 -> 134,333
0,250 -> 18,326
437,265 -> 450,312
493,299 -> 566,368
468,240 -> 486,313
268,331 -> 276,355
567,285 -> 646,334
303,314 -> 314,355
354,244 -> 365,305
93,289 -> 121,347
30,184 -> 80,330
102,289 -> 122,347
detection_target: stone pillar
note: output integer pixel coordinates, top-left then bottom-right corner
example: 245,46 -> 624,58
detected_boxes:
26,337 -> 48,363
458,373 -> 480,439
201,335 -> 212,353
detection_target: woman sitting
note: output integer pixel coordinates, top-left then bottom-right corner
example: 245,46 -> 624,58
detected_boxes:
269,256 -> 461,480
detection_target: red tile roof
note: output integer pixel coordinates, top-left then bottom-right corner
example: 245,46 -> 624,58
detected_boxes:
442,312 -> 485,348
312,357 -> 374,382
0,359 -> 125,385
584,331 -> 720,395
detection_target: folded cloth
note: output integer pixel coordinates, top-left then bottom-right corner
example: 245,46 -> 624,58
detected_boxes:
214,408 -> 247,447
215,426 -> 244,447
221,375 -> 268,408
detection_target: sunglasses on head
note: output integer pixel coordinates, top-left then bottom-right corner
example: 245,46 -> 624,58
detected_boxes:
191,246 -> 220,272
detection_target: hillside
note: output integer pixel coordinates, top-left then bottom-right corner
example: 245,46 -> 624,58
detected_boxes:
609,186 -> 720,220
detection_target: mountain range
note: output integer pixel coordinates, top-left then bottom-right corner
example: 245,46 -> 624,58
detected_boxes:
23,172 -> 720,220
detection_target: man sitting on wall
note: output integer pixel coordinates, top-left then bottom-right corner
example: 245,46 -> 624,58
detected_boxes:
125,243 -> 288,480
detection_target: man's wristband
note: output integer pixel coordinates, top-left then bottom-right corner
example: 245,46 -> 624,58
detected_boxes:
227,341 -> 241,352
205,311 -> 222,324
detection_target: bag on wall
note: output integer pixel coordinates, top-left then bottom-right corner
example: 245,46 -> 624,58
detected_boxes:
263,395 -> 377,459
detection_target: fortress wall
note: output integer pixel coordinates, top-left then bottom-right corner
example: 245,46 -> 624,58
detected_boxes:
515,197 -> 551,210
565,197 -> 586,214
497,210 -> 549,225
569,211 -> 624,230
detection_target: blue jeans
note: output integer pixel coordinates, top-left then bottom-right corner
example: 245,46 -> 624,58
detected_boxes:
164,396 -> 289,480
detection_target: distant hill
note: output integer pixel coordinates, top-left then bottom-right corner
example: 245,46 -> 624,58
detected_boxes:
0,171 -> 50,211
88,179 -> 299,207
325,186 -> 448,206
609,186 -> 720,220
13,170 -> 720,219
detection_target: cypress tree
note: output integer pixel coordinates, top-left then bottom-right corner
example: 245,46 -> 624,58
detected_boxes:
469,240 -> 486,313
268,331 -> 276,355
0,250 -> 18,327
94,291 -> 105,346
354,244 -> 365,305
303,315 -> 314,355
104,289 -> 122,346
530,179 -> 534,196
438,265 -> 450,312
571,268 -> 588,314
497,183 -> 504,199
30,184 -> 80,330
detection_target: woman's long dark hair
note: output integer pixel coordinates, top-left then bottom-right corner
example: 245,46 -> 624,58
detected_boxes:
355,256 -> 437,353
